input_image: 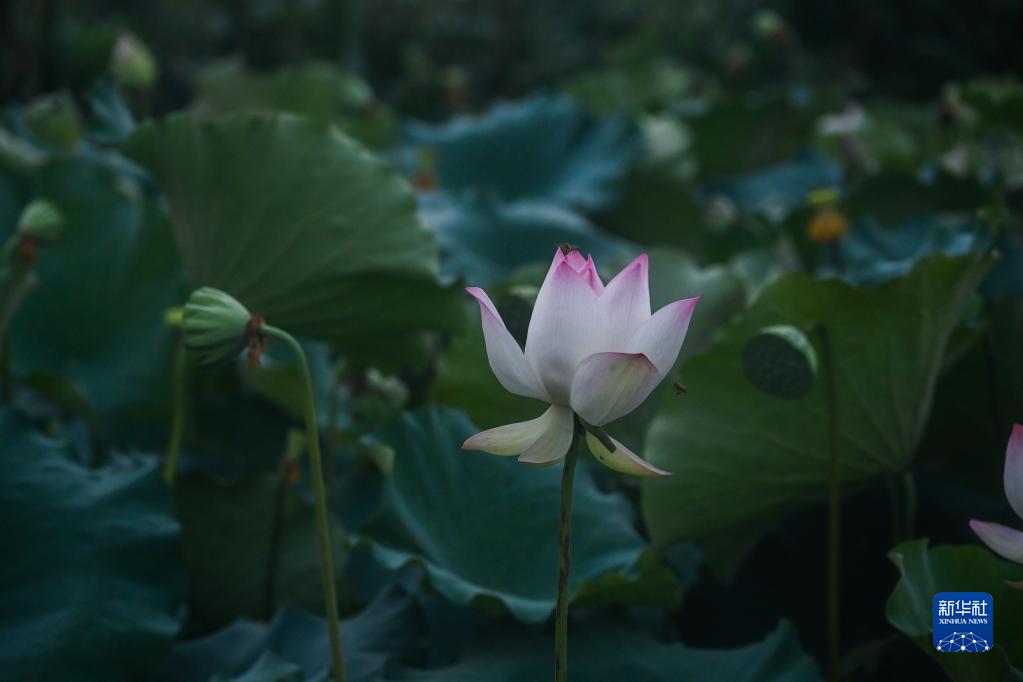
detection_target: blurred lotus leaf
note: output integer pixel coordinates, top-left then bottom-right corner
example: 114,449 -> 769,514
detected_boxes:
405,95 -> 638,210
0,409 -> 185,682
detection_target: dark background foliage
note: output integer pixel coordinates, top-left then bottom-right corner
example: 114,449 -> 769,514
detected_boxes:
2,1 -> 1023,681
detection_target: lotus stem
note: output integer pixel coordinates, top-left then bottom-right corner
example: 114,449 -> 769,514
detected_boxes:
554,419 -> 582,682
262,324 -> 346,682
1,332 -> 10,406
817,325 -> 840,682
163,337 -> 188,485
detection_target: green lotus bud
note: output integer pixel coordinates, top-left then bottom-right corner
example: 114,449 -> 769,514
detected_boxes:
111,32 -> 158,89
182,287 -> 256,365
742,324 -> 818,400
17,200 -> 63,242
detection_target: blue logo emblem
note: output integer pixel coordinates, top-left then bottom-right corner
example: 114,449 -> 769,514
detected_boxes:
933,592 -> 993,653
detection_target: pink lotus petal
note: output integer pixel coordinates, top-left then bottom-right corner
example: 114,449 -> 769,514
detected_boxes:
585,431 -> 671,477
466,287 -> 548,401
570,351 -> 660,426
462,405 -> 565,456
625,295 -> 701,375
582,255 -> 605,295
518,405 -> 574,466
525,258 -> 604,403
1006,424 -> 1023,520
970,519 -> 1023,564
599,254 -> 650,349
565,249 -> 588,271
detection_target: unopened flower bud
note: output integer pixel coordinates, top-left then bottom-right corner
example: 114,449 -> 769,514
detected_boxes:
111,32 -> 158,89
182,287 -> 255,365
17,200 -> 63,242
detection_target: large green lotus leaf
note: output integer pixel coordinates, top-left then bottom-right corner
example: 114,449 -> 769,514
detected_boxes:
421,192 -> 634,286
123,112 -> 462,348
355,408 -> 680,623
192,60 -> 396,148
3,153 -> 183,439
174,471 -> 356,628
0,409 -> 185,681
387,619 -> 820,681
886,540 -> 1023,682
194,60 -> 371,121
641,253 -> 993,547
165,586 -> 421,682
405,95 -> 637,210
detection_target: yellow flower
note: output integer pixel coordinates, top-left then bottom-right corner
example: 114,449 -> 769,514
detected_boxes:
808,208 -> 849,243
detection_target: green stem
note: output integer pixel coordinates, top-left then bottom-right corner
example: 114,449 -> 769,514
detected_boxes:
817,325 -> 840,682
163,338 -> 188,485
263,325 -> 346,682
1,331 -> 11,406
554,421 -> 582,682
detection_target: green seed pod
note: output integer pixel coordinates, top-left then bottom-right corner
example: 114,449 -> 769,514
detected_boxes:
181,287 -> 253,365
17,200 -> 63,242
741,324 -> 818,400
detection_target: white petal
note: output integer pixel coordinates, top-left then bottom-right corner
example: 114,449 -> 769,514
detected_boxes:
970,519 -> 1023,563
585,431 -> 670,477
1005,424 -> 1023,520
625,296 -> 701,375
519,405 -> 574,466
467,287 -> 548,401
462,405 -> 563,456
570,352 -> 660,426
525,254 -> 604,403
599,254 -> 650,349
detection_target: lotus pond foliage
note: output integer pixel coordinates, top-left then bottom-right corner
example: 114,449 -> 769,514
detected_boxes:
1,1 -> 1023,681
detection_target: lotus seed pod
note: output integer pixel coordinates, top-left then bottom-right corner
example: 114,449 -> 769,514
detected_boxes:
742,324 -> 818,400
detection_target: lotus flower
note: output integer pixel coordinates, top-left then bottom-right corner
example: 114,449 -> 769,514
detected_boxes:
970,424 -> 1023,563
462,248 -> 700,476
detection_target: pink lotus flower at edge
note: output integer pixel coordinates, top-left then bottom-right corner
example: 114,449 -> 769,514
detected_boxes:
462,248 -> 700,477
970,424 -> 1023,563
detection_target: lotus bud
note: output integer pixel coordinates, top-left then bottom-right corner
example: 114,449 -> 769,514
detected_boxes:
181,287 -> 258,365
111,32 -> 158,89
17,200 -> 63,242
